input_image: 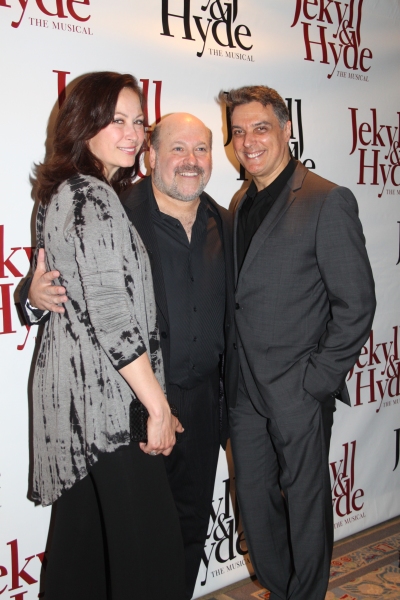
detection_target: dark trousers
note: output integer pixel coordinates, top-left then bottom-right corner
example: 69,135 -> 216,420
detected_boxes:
230,377 -> 335,600
164,369 -> 221,599
44,444 -> 185,600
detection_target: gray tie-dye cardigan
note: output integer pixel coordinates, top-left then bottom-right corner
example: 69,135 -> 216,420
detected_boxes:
31,174 -> 165,506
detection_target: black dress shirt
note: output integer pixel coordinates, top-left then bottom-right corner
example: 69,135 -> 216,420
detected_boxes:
237,158 -> 297,271
150,190 -> 225,389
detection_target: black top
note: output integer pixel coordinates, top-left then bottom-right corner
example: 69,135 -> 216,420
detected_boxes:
237,158 -> 297,271
150,188 -> 225,389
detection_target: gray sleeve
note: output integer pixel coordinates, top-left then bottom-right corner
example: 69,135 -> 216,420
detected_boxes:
65,182 -> 147,370
303,186 -> 376,401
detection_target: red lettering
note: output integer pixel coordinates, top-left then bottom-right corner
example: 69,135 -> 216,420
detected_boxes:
335,476 -> 351,517
0,564 -> 7,594
392,164 -> 400,186
317,0 -> 334,24
354,368 -> 375,406
7,540 -> 37,591
66,0 -> 90,21
0,226 -> 24,278
371,108 -> 386,147
359,122 -> 371,146
349,107 -> 358,155
17,325 -> 32,351
53,70 -> 70,109
360,47 -> 373,72
36,0 -> 67,18
301,22 -> 329,63
357,149 -> 379,185
0,283 -> 16,335
352,488 -> 364,511
304,0 -> 318,21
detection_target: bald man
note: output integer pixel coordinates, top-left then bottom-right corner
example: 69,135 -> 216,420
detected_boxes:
20,113 -> 233,599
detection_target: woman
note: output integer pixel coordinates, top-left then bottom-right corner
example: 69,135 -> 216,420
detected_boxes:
31,72 -> 185,600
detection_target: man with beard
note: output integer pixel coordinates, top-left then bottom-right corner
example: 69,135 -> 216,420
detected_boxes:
20,113 -> 233,600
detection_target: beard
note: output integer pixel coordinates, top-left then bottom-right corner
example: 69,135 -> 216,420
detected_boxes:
153,159 -> 208,202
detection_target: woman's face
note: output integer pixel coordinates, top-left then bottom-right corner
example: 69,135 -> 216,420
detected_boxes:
88,88 -> 145,181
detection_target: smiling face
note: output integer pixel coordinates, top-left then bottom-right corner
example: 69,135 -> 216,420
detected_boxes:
149,113 -> 212,203
231,101 -> 291,190
87,87 -> 145,181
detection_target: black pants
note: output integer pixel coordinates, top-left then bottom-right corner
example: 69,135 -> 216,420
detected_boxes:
164,369 -> 221,599
230,377 -> 335,600
44,443 -> 185,600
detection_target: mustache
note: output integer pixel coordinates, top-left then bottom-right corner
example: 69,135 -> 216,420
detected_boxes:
174,164 -> 205,176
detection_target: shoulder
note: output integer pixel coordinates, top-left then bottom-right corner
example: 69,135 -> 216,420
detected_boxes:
294,164 -> 358,208
293,163 -> 336,195
230,183 -> 251,214
56,174 -> 117,206
120,176 -> 149,210
201,191 -> 232,224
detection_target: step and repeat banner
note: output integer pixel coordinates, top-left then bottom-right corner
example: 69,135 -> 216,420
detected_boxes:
1,0 -> 400,597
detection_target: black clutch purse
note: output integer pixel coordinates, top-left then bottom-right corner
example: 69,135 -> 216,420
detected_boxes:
129,398 -> 180,443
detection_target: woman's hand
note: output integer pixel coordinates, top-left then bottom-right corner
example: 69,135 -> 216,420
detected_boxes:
119,352 -> 184,457
140,410 -> 184,457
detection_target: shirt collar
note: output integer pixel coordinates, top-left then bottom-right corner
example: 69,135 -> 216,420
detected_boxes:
246,157 -> 297,202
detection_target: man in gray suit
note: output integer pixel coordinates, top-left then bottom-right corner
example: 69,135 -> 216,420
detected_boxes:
222,86 -> 376,600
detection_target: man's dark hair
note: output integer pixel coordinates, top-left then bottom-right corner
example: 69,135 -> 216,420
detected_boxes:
218,85 -> 290,129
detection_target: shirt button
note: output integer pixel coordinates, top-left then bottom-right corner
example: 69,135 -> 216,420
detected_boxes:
235,303 -> 240,310
193,306 -> 197,312
190,277 -> 194,282
193,336 -> 197,342
161,331 -> 168,339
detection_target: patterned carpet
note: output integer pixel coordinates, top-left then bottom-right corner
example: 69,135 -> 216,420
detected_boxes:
198,516 -> 400,600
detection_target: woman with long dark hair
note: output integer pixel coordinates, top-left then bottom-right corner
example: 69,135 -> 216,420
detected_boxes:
31,71 -> 185,600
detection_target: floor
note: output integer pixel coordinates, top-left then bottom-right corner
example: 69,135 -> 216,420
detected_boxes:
198,516 -> 400,600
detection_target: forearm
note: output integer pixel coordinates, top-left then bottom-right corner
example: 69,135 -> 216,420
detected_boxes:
19,276 -> 49,325
119,352 -> 169,418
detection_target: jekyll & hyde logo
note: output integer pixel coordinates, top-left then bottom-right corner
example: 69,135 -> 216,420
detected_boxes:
349,108 -> 400,198
330,440 -> 365,524
160,0 -> 253,59
347,327 -> 400,412
0,0 -> 92,35
0,538 -> 45,599
291,0 -> 372,80
200,478 -> 249,587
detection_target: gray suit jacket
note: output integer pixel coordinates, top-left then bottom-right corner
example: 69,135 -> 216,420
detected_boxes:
225,161 -> 376,417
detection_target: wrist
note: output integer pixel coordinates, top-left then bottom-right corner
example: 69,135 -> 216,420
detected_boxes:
147,398 -> 170,421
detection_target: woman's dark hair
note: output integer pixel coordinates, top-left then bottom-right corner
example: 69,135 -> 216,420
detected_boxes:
36,72 -> 144,205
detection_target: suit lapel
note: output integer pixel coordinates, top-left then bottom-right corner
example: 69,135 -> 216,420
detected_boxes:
236,162 -> 308,288
122,178 -> 170,326
233,193 -> 247,282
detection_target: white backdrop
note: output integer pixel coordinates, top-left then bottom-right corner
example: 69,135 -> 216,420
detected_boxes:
1,1 -> 400,597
